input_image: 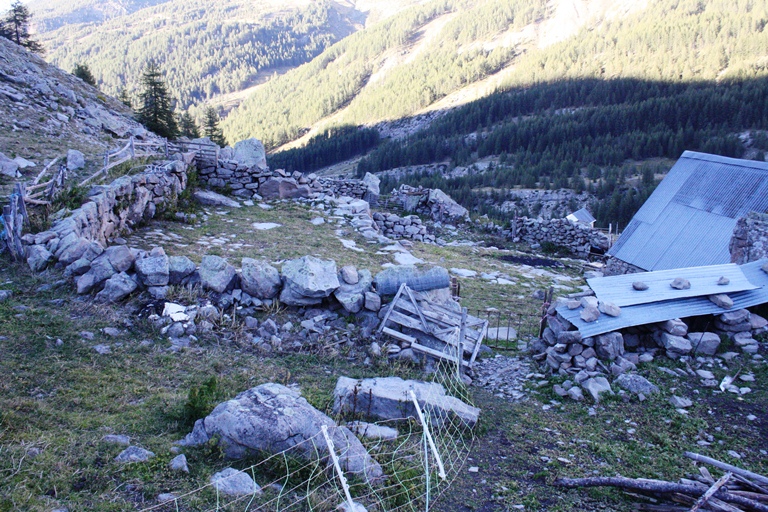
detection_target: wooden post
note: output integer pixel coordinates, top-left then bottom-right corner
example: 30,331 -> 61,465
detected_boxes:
104,151 -> 109,169
164,138 -> 169,158
130,136 -> 135,158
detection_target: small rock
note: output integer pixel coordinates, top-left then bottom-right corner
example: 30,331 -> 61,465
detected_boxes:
633,281 -> 649,291
210,468 -> 262,496
157,493 -> 177,504
93,344 -> 111,354
709,294 -> 734,309
102,327 -> 122,337
115,446 -> 155,463
598,301 -> 621,317
567,386 -> 584,401
717,276 -> 730,285
669,396 -> 693,408
581,377 -> 613,402
103,434 -> 131,445
580,306 -> 600,323
670,278 -> 691,290
696,369 -> 716,380
169,454 -> 189,473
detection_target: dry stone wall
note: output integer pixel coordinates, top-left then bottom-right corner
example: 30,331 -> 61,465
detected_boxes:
21,153 -> 193,274
510,217 -> 610,258
372,212 -> 434,242
730,211 -> 768,264
603,257 -> 647,276
198,160 -> 378,203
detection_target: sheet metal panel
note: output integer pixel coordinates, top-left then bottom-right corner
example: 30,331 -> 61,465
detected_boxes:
586,263 -> 757,307
557,259 -> 768,338
605,151 -> 768,271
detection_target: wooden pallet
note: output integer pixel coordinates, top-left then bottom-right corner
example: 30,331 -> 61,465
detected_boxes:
378,283 -> 488,368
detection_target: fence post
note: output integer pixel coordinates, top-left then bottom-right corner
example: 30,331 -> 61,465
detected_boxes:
409,390 -> 446,480
104,151 -> 109,169
164,138 -> 169,158
130,136 -> 135,158
320,425 -> 357,512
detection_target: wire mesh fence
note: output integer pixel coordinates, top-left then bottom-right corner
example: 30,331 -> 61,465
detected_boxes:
468,299 -> 546,350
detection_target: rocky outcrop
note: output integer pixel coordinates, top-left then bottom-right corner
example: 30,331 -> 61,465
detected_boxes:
179,383 -> 384,484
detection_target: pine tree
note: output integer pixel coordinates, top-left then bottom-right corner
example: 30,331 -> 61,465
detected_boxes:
117,88 -> 133,109
203,106 -> 226,147
1,1 -> 44,54
178,110 -> 200,139
136,60 -> 178,139
72,63 -> 97,87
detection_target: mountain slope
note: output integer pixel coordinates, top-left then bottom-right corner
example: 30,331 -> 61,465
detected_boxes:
223,0 -> 768,151
0,37 -> 153,191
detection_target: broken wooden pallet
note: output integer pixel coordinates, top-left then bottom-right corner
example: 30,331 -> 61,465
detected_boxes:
377,283 -> 488,368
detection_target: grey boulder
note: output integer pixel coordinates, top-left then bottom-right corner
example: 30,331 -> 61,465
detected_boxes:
233,138 -> 267,170
210,468 -> 261,497
687,332 -> 721,356
95,272 -> 138,303
199,255 -> 237,293
26,244 -> 52,272
179,383 -> 383,485
280,256 -> 339,306
66,149 -> 85,171
614,374 -> 659,395
595,332 -> 624,361
193,190 -> 241,208
240,258 -> 281,299
135,248 -> 170,287
115,446 -> 154,463
168,256 -> 197,285
333,376 -> 480,429
581,377 -> 614,402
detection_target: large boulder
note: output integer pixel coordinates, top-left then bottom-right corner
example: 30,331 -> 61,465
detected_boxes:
279,256 -> 339,306
240,258 -> 281,299
0,152 -> 20,177
95,272 -> 138,303
258,177 -> 309,200
657,332 -> 692,356
193,190 -> 241,208
76,253 -> 118,294
168,256 -> 197,285
332,376 -> 480,428
334,269 -> 373,314
179,383 -> 383,485
199,255 -> 237,293
26,245 -> 52,272
233,138 -> 267,170
66,149 -> 85,171
362,172 -> 380,206
134,248 -> 170,287
427,189 -> 470,222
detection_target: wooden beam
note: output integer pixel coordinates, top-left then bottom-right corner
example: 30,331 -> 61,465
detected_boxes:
684,453 -> 768,487
690,472 -> 732,511
381,327 -> 417,345
377,283 -> 406,334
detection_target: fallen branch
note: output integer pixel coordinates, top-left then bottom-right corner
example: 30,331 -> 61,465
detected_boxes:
553,476 -> 768,511
684,453 -> 768,487
690,472 -> 732,512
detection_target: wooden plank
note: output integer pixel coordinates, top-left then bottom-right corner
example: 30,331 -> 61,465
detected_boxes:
378,283 -> 406,334
411,342 -> 468,367
458,307 -> 467,363
468,321 -> 488,367
404,286 -> 431,333
382,327 -> 417,344
33,157 -> 59,184
388,310 -> 426,331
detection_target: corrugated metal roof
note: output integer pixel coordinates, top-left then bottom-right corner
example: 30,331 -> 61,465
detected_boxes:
557,259 -> 768,338
607,151 -> 768,271
587,263 -> 758,307
567,208 -> 595,224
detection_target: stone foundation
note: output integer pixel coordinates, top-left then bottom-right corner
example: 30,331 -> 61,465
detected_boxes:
730,211 -> 768,264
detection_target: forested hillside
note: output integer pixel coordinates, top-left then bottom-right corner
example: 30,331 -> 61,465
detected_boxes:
222,0 -> 548,148
38,0 -> 364,111
267,0 -> 768,229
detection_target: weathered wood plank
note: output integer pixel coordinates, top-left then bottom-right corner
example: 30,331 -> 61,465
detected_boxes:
382,327 -> 417,344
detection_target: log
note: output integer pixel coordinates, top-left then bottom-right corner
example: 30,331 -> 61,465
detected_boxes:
553,477 -> 768,511
690,472 -> 732,511
684,453 -> 768,487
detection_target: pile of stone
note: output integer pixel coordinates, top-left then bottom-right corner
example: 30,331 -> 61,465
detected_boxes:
372,212 -> 434,242
508,217 -> 610,258
389,184 -> 470,224
730,211 -> 768,264
538,301 -> 767,377
21,154 -> 192,274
